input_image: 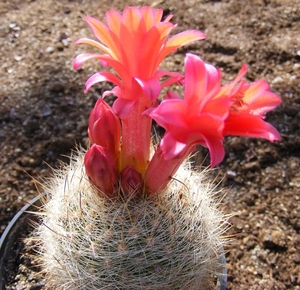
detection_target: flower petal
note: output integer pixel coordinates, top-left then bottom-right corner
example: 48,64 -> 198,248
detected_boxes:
146,99 -> 188,128
224,114 -> 281,141
85,72 -> 123,93
184,53 -> 207,103
243,80 -> 281,115
167,30 -> 206,47
112,98 -> 137,119
134,77 -> 161,101
74,38 -> 113,57
139,22 -> 174,76
202,135 -> 225,167
160,132 -> 187,160
165,91 -> 181,100
248,91 -> 282,115
155,70 -> 184,88
73,53 -> 103,69
215,64 -> 247,98
83,16 -> 121,60
105,9 -> 122,35
155,30 -> 206,68
141,6 -> 164,29
184,54 -> 221,107
102,86 -> 122,99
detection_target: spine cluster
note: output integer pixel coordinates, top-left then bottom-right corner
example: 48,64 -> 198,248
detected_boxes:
31,150 -> 228,289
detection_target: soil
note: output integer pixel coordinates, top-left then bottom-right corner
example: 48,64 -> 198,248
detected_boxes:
0,0 -> 299,289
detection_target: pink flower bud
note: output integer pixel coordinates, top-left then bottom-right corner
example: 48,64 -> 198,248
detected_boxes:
120,166 -> 142,197
84,144 -> 117,197
88,99 -> 121,158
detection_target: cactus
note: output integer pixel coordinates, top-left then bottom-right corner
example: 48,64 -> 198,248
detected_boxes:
31,149 -> 227,289
26,6 -> 281,289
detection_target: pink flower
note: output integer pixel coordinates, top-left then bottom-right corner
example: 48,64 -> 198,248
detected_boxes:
88,99 -> 121,159
73,6 -> 205,117
146,53 -> 231,167
84,144 -> 117,197
144,53 -> 281,193
144,53 -> 230,193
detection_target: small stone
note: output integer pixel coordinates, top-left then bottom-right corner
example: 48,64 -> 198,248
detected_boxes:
59,32 -> 68,41
243,161 -> 259,170
291,253 -> 300,264
262,229 -> 287,249
8,22 -> 17,29
272,76 -> 283,84
62,38 -> 69,46
14,55 -> 22,61
46,46 -> 55,53
63,6 -> 71,14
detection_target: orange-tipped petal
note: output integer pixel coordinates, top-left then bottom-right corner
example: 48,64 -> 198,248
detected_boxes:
105,9 -> 122,35
138,22 -> 174,77
75,38 -> 114,57
141,6 -> 164,29
247,91 -> 282,115
122,7 -> 144,33
167,30 -> 206,47
155,30 -> 206,68
84,16 -> 121,60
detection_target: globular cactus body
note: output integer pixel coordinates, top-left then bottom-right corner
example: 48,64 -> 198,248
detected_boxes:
33,150 -> 227,289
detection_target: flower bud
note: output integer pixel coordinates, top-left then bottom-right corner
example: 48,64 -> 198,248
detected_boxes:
88,99 -> 121,158
84,144 -> 117,197
120,165 -> 142,197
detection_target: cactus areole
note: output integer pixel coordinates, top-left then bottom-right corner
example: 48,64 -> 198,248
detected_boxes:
30,6 -> 281,289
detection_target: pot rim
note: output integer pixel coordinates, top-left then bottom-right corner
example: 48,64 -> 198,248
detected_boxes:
0,194 -> 43,251
0,193 -> 45,290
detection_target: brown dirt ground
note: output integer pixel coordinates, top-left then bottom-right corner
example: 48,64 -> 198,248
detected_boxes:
0,0 -> 299,289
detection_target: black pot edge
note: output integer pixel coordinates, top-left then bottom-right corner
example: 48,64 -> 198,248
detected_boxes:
218,246 -> 228,290
0,194 -> 44,288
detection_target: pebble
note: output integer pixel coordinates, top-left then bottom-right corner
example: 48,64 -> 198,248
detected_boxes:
272,76 -> 283,84
14,55 -> 22,61
262,229 -> 287,249
46,46 -> 55,53
291,253 -> 300,264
